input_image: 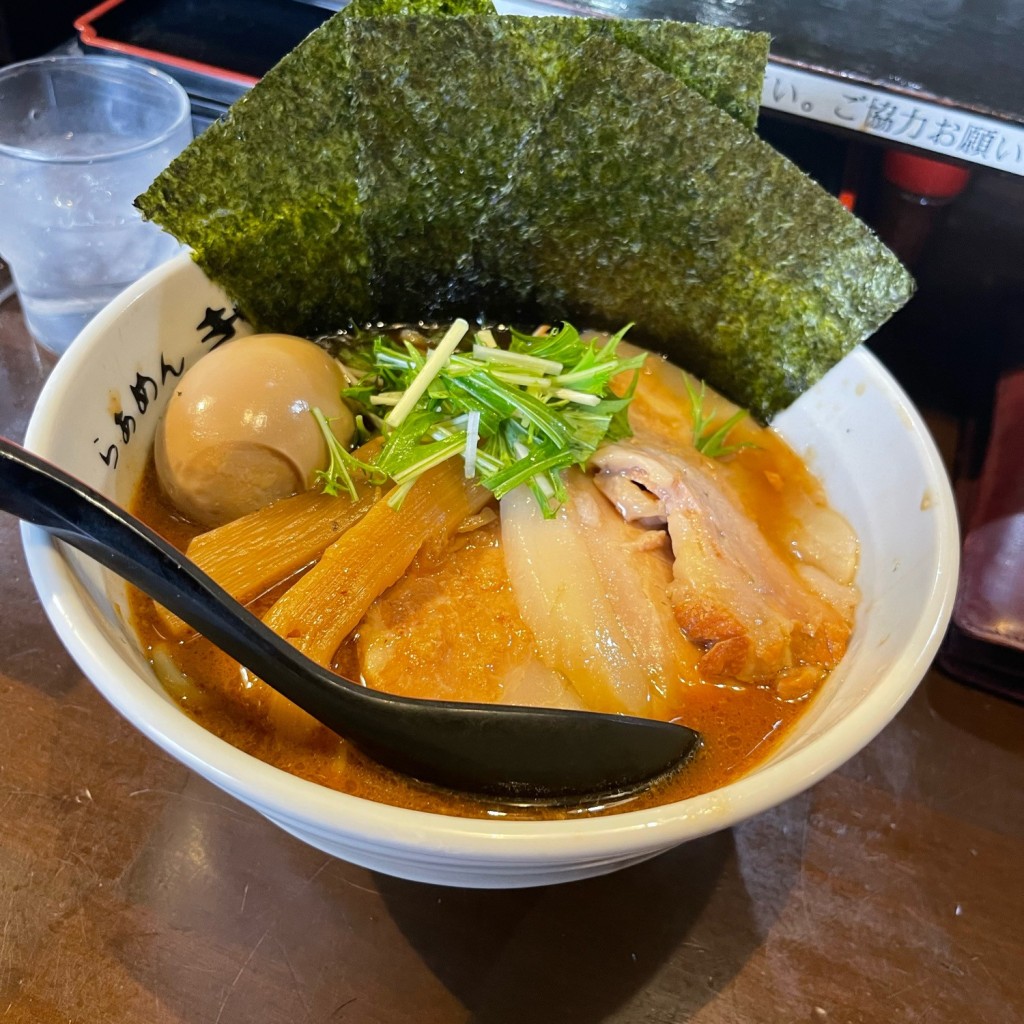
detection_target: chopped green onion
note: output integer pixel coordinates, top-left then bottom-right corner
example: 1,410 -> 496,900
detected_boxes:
385,318 -> 468,428
553,387 -> 601,406
464,409 -> 481,479
490,371 -> 552,389
338,321 -> 644,516
387,431 -> 466,485
369,391 -> 404,406
684,376 -> 755,459
471,345 -> 563,375
311,407 -> 385,499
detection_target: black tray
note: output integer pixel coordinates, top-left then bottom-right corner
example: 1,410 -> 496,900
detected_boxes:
76,0 -> 336,105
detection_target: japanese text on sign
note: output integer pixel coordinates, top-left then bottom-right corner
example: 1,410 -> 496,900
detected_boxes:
761,64 -> 1024,174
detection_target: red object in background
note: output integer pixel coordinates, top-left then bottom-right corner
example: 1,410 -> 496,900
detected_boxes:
875,150 -> 973,268
884,151 -> 973,199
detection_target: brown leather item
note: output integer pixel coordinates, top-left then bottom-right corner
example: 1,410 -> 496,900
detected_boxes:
953,368 -> 1024,652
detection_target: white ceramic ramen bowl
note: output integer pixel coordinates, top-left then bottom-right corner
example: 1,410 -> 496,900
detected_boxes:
22,252 -> 959,888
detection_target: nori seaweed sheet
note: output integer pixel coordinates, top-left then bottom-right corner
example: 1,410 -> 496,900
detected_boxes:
482,36 -> 914,421
348,14 -> 768,320
134,0 -> 496,333
136,14 -> 368,334
511,17 -> 767,131
346,16 -> 547,321
135,6 -> 900,420
136,3 -> 767,334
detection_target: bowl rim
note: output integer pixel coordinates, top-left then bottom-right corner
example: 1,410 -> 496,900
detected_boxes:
21,252 -> 961,863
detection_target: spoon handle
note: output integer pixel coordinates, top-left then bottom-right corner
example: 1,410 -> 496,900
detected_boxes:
0,435 -> 397,717
1,436 -> 699,798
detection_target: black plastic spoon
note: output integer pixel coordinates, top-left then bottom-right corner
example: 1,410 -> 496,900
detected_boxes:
1,436 -> 700,800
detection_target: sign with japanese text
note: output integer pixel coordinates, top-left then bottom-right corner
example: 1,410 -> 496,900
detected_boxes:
762,63 -> 1024,176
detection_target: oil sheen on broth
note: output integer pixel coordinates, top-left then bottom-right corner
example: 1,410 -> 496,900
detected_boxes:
128,338 -> 859,820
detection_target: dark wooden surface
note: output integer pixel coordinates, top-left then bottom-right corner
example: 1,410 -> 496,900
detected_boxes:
1,282 -> 1023,1024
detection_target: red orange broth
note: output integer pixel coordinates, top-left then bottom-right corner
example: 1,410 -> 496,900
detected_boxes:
127,343 -> 854,820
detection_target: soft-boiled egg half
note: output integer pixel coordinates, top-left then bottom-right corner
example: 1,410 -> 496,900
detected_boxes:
155,334 -> 355,527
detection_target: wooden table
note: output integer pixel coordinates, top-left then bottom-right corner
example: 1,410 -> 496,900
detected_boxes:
1,280 -> 1022,1024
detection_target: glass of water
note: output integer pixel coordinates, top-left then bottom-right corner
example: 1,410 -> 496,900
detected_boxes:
0,56 -> 192,356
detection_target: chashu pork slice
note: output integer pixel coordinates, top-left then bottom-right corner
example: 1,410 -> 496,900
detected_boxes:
617,341 -> 860,591
591,437 -> 853,692
501,469 -> 697,718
